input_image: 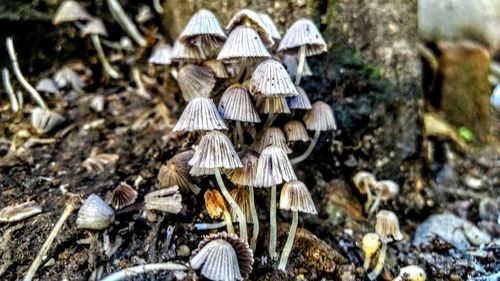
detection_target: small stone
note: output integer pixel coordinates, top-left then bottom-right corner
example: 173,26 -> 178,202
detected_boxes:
176,244 -> 191,257
463,175 -> 483,189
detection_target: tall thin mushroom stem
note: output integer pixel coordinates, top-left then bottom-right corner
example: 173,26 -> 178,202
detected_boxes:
152,0 -> 164,14
248,186 -> 259,252
290,129 -> 321,164
367,242 -> 387,280
2,68 -> 19,112
106,0 -> 147,47
236,120 -> 244,147
278,210 -> 298,271
90,34 -> 121,79
222,208 -> 235,234
100,262 -> 188,281
6,37 -> 47,109
269,184 -> 278,260
214,168 -> 248,242
295,45 -> 306,85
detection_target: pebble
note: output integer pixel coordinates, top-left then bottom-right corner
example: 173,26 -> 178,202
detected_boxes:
176,244 -> 191,257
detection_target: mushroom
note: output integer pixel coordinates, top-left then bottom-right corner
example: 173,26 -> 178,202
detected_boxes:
229,187 -> 252,223
286,86 -> 312,110
105,0 -> 146,47
204,189 -> 235,234
179,9 -> 226,57
36,78 -> 60,95
177,65 -> 215,102
362,232 -> 381,270
353,171 -> 377,213
226,9 -> 274,47
144,185 -> 183,214
368,210 -> 404,280
173,97 -> 227,132
171,39 -> 205,64
76,194 -> 115,230
106,182 -> 138,209
256,96 -> 291,115
157,150 -> 200,194
54,67 -> 85,93
277,180 -> 317,271
284,120 -> 311,143
31,107 -> 65,134
253,126 -> 292,154
188,131 -> 248,242
254,146 -> 297,260
80,18 -> 121,79
259,13 -> 281,42
148,42 -> 172,65
369,180 -> 400,216
278,19 -> 327,85
393,265 -> 427,281
290,101 -> 336,164
52,0 -> 91,25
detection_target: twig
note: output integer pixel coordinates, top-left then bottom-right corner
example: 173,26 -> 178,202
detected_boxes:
100,262 -> 188,281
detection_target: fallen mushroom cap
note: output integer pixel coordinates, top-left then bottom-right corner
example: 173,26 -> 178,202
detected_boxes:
303,101 -> 337,131
217,25 -> 271,62
284,120 -> 311,142
375,209 -> 404,243
148,43 -> 172,65
144,185 -> 183,214
173,97 -> 227,132
54,67 -> 84,89
107,182 -> 138,209
362,232 -> 381,259
76,194 -> 115,230
31,107 -> 65,134
158,150 -> 200,194
254,146 -> 297,187
226,150 -> 259,187
251,59 -> 298,97
188,130 -> 242,170
53,0 -> 91,25
81,18 -> 108,37
353,171 -> 377,194
230,187 -> 252,222
226,9 -> 274,46
287,86 -> 312,110
277,18 -> 327,56
218,84 -> 261,123
279,180 -> 317,214
179,9 -> 226,48
259,13 -> 281,40
177,65 -> 216,101
36,78 -> 60,95
254,126 -> 292,154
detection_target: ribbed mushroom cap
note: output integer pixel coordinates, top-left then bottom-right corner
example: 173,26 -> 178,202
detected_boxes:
53,0 -> 91,25
284,120 -> 311,142
81,18 -> 107,37
144,185 -> 183,214
375,209 -> 403,243
189,130 -> 242,170
259,13 -> 281,41
226,9 -> 274,46
279,180 -> 317,214
217,26 -> 271,62
171,39 -> 205,62
254,126 -> 292,154
76,194 -> 115,230
352,171 -> 377,195
282,54 -> 313,78
256,96 -> 291,114
203,59 -> 229,78
277,18 -> 327,56
287,86 -> 312,110
204,189 -> 228,220
107,182 -> 138,209
31,107 -> 65,134
218,84 -> 261,123
179,9 -> 226,50
229,187 -> 252,222
250,59 -> 298,97
226,150 -> 259,187
173,97 -> 227,132
148,43 -> 172,65
191,232 -> 253,279
158,150 -> 200,194
303,101 -> 336,131
178,65 -> 216,102
36,78 -> 59,95
254,146 -> 296,187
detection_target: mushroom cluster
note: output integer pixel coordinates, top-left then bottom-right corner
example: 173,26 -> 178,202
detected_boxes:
353,171 -> 400,216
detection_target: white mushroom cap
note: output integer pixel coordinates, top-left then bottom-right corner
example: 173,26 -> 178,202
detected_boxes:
189,130 -> 242,170
177,65 -> 216,102
148,43 -> 172,65
284,120 -> 311,142
53,0 -> 91,25
279,180 -> 317,214
179,9 -> 226,50
226,9 -> 274,46
278,18 -> 327,56
394,265 -> 427,281
287,86 -> 312,110
303,101 -> 337,131
254,126 -> 292,154
81,18 -> 108,37
36,78 -> 60,95
374,180 -> 400,201
76,194 -> 115,230
173,97 -> 227,132
217,26 -> 271,62
226,150 -> 259,187
107,182 -> 138,209
375,209 -> 404,243
259,13 -> 281,41
218,84 -> 260,123
31,107 -> 65,134
251,59 -> 298,97
171,39 -> 205,62
254,146 -> 296,187
353,171 -> 377,194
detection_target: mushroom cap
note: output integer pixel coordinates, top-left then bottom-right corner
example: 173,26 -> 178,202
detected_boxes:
189,131 -> 242,170
173,97 -> 227,132
203,59 -> 229,78
361,232 -> 381,259
256,96 -> 291,114
277,18 -> 327,56
158,150 -> 200,194
107,182 -> 138,209
279,180 -> 317,214
218,84 -> 261,123
259,13 -> 281,40
177,65 -> 216,102
226,150 -> 259,187
53,67 -> 84,89
144,186 -> 183,214
229,187 -> 252,222
254,146 -> 296,187
31,107 -> 65,134
226,9 -> 274,46
286,86 -> 312,110
204,189 -> 228,220
375,209 -> 403,243
352,171 -> 377,194
374,180 -> 400,201
284,120 -> 311,142
76,194 -> 115,230
395,265 -> 427,281
250,59 -> 298,97
179,9 -> 226,49
191,232 -> 253,280
217,26 -> 271,62
303,101 -> 336,131
36,78 -> 60,95
171,39 -> 205,62
81,18 -> 108,37
254,126 -> 292,154
53,0 -> 91,25
148,43 -> 172,65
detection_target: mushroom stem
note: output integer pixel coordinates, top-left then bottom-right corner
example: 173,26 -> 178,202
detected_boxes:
23,200 -> 77,281
368,195 -> 382,218
248,186 -> 259,252
100,262 -> 188,281
194,221 -> 227,230
363,254 -> 371,271
2,68 -> 19,112
5,37 -> 47,109
262,98 -> 275,129
295,45 -> 306,85
367,242 -> 387,280
131,67 -> 152,99
269,184 -> 278,260
90,34 -> 121,79
364,188 -> 374,213
214,168 -> 248,242
16,91 -> 24,109
223,209 -> 235,234
278,210 -> 298,271
236,120 -> 244,147
290,130 -> 321,164
152,0 -> 164,14
105,0 -> 147,47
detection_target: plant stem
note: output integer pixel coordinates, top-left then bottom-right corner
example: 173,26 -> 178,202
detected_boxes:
295,45 -> 306,85
278,210 -> 298,271
91,35 -> 121,79
106,0 -> 147,47
367,242 -> 387,280
214,168 -> 248,242
269,184 -> 278,260
100,262 -> 188,281
2,68 -> 19,112
194,221 -> 227,230
290,130 -> 320,164
223,210 -> 235,234
6,37 -> 47,109
248,186 -> 259,252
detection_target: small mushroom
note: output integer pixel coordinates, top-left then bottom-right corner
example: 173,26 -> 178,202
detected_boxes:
393,265 -> 427,281
369,180 -> 400,216
254,126 -> 292,154
54,67 -> 85,93
157,150 -> 200,194
171,39 -> 205,63
31,107 -> 65,134
217,25 -> 271,62
177,65 -> 215,102
173,97 -> 227,132
148,42 -> 172,65
362,232 -> 381,270
179,9 -> 226,56
284,120 -> 311,143
76,194 -> 115,230
144,185 -> 182,214
107,182 -> 138,209
52,0 -> 91,25
353,171 -> 377,213
286,86 -> 312,110
204,189 -> 234,234
36,78 -> 60,95
226,9 -> 274,47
